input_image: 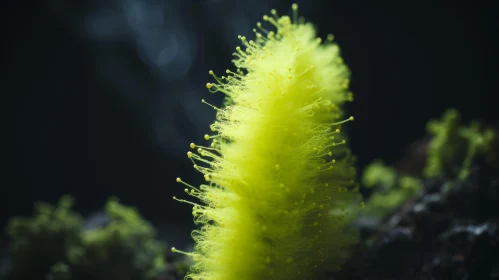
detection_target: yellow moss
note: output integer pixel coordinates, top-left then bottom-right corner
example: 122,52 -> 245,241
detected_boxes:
174,4 -> 360,280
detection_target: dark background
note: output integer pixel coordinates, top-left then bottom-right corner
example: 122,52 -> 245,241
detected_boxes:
4,0 -> 498,247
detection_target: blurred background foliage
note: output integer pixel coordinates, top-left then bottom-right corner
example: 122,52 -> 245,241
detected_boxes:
4,196 -> 167,279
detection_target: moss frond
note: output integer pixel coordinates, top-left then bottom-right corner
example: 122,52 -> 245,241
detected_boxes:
174,4 -> 361,280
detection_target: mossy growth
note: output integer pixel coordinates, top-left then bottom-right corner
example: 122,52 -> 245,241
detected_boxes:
5,195 -> 82,280
68,197 -> 166,280
173,4 -> 362,279
361,161 -> 422,218
424,108 -> 498,180
46,262 -> 72,280
4,196 -> 166,280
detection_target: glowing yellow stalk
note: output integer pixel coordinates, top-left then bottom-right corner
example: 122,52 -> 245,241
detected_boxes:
173,4 -> 360,280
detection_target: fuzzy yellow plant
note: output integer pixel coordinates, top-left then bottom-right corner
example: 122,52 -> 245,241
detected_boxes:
173,4 -> 361,280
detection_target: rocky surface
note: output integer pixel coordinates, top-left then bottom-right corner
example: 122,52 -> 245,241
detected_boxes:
338,158 -> 499,280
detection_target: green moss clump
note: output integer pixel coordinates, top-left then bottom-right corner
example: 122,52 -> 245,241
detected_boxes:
362,161 -> 397,190
424,109 -> 498,180
458,121 -> 498,180
361,161 -> 422,218
68,197 -> 166,280
6,196 -> 82,280
4,196 -> 166,280
423,109 -> 464,178
46,262 -> 72,280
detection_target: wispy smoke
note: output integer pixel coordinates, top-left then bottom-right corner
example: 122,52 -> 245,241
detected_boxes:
48,0 -> 276,157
